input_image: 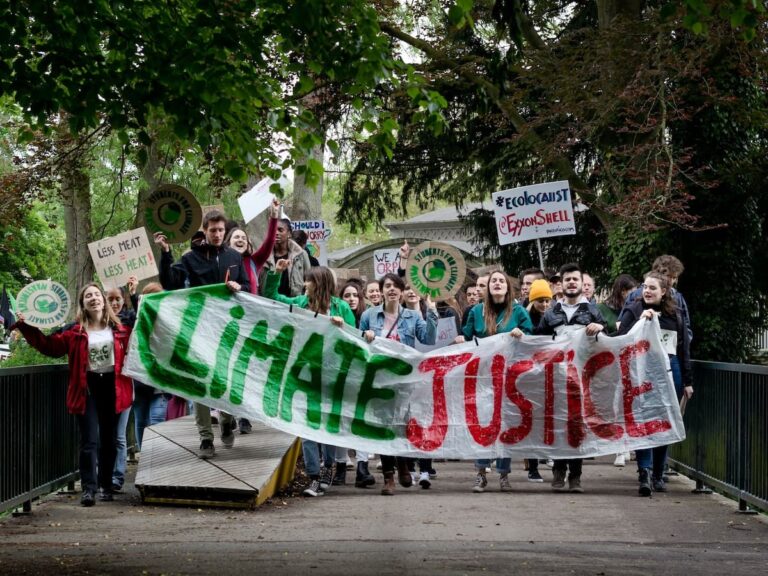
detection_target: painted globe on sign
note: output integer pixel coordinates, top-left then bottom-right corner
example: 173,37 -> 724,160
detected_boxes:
158,201 -> 182,226
33,296 -> 58,314
424,260 -> 446,283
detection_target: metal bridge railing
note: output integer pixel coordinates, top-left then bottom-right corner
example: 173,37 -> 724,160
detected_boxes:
1,365 -> 79,514
668,360 -> 768,513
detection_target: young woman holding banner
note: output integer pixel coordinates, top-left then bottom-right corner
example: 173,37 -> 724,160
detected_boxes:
12,283 -> 132,507
264,260 -> 356,497
617,271 -> 693,496
360,273 -> 438,495
337,279 -> 376,488
455,270 -> 533,493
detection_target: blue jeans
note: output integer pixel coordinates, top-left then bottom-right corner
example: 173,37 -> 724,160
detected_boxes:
636,355 -> 682,478
475,458 -> 511,474
111,407 -> 131,488
302,440 -> 345,477
133,382 -> 169,451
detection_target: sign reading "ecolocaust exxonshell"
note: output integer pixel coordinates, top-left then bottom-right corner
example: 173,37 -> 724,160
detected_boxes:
492,180 -> 576,245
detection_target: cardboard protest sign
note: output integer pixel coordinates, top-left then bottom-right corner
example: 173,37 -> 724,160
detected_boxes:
492,180 -> 576,245
124,284 -> 685,459
88,228 -> 158,290
143,184 -> 203,243
373,249 -> 401,279
406,241 -> 466,300
415,316 -> 459,353
238,179 -> 274,224
291,220 -> 331,266
16,280 -> 71,328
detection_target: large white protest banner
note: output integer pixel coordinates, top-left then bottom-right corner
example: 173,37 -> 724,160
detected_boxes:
492,180 -> 576,245
88,228 -> 159,290
124,285 -> 685,459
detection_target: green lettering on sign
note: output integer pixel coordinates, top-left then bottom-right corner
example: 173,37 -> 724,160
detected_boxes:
169,291 -> 210,380
230,320 -> 294,412
210,305 -> 244,399
280,333 -> 325,429
352,354 -> 412,440
326,340 -> 369,434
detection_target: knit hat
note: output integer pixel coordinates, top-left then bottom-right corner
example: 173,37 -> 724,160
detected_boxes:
528,279 -> 553,302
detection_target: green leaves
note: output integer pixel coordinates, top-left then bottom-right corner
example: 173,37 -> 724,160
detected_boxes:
448,0 -> 474,29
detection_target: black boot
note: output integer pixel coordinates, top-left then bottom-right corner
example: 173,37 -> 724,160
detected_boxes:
355,461 -> 376,488
638,468 -> 652,497
332,461 -> 347,486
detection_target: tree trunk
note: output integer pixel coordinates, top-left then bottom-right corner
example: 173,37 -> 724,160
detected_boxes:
134,140 -> 163,229
289,142 -> 324,221
59,152 -> 94,310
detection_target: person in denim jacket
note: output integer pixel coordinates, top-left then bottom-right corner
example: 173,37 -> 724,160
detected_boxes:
359,273 -> 437,495
360,274 -> 438,348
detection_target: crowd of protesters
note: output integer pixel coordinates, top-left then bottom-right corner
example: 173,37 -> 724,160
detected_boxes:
8,205 -> 693,506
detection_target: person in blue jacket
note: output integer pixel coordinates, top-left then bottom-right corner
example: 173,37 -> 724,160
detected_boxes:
359,273 -> 438,495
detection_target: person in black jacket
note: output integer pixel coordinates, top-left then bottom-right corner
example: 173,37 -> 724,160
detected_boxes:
617,271 -> 693,496
537,263 -> 607,494
154,209 -> 249,459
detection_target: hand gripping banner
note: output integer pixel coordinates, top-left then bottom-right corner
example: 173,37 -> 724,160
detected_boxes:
124,285 -> 685,459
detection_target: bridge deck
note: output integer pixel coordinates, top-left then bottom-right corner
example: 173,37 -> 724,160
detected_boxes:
135,416 -> 300,508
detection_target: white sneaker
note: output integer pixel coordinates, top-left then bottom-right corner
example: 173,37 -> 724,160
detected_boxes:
613,454 -> 626,467
499,474 -> 512,492
419,471 -> 431,489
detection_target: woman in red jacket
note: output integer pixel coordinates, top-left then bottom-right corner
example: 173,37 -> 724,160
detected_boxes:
13,283 -> 132,507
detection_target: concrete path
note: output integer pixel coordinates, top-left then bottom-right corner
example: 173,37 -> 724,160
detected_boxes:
1,458 -> 766,575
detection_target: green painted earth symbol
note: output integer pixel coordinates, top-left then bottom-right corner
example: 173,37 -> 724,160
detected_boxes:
158,201 -> 182,226
33,297 -> 58,314
424,260 -> 446,283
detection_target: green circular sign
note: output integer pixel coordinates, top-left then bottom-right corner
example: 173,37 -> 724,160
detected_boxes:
143,184 -> 203,244
407,241 -> 466,300
17,280 -> 71,328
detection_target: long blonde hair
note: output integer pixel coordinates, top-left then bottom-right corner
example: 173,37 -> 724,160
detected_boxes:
76,283 -> 121,328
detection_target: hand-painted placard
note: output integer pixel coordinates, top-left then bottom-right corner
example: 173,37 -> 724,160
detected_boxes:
143,184 -> 203,243
291,220 -> 331,266
407,241 -> 466,300
414,316 -> 458,352
88,227 -> 159,290
124,284 -> 685,459
492,180 -> 576,245
373,249 -> 401,280
16,280 -> 71,328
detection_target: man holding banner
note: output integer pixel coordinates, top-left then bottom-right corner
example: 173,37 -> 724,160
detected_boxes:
154,209 -> 250,459
536,263 -> 607,494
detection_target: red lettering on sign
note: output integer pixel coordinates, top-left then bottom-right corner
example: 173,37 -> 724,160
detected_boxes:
620,341 -> 672,437
532,349 -> 565,445
500,359 -> 534,444
407,353 -> 473,451
582,351 -> 623,440
565,350 -> 585,447
464,356 -> 502,446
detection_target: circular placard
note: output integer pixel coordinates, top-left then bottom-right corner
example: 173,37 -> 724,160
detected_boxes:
407,241 -> 466,300
16,280 -> 71,328
143,184 -> 203,243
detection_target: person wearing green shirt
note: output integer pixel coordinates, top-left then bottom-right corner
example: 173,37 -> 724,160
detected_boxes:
264,259 -> 356,496
454,270 -> 533,493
